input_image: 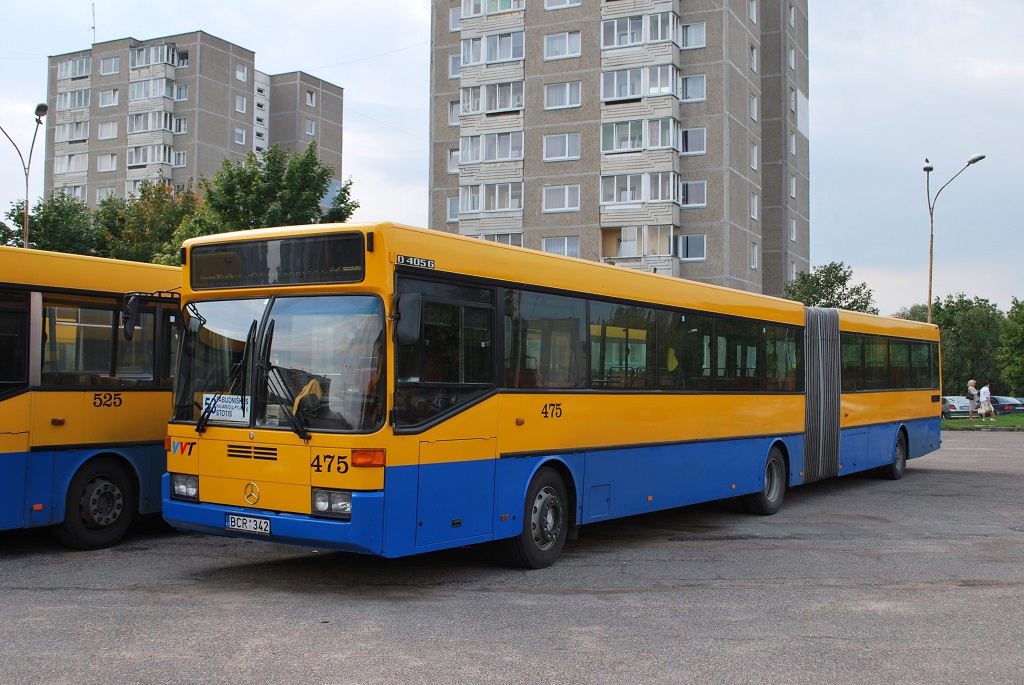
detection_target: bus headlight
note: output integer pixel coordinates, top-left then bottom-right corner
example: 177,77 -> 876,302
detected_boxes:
311,489 -> 351,520
171,474 -> 199,501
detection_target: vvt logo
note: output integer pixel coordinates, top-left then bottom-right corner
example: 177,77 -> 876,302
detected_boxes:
170,440 -> 197,456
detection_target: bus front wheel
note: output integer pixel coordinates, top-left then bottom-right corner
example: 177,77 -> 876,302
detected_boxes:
506,467 -> 568,569
53,457 -> 135,550
743,446 -> 786,515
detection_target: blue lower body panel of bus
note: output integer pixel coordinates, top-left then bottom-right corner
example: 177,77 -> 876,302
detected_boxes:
161,473 -> 385,555
1,444 -> 164,531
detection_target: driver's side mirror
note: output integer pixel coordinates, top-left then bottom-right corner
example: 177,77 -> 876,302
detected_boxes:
394,292 -> 422,346
122,295 -> 139,341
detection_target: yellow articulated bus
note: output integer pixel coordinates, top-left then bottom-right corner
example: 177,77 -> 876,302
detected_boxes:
0,246 -> 179,549
162,222 -> 940,568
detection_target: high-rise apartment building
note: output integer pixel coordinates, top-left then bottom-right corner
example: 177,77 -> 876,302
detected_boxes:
46,31 -> 344,209
429,0 -> 808,297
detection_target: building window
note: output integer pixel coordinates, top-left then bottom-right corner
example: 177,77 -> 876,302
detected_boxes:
256,100 -> 265,111
236,95 -> 247,113
481,232 -> 523,246
790,132 -> 797,155
57,57 -> 91,80
750,94 -> 758,121
236,64 -> 249,82
448,101 -> 461,126
174,117 -> 187,134
790,175 -> 797,199
487,32 -> 525,62
56,89 -> 90,111
126,180 -> 142,196
681,181 -> 707,207
543,185 -> 580,212
97,121 -> 118,140
648,12 -> 678,43
790,218 -> 797,241
307,91 -> 316,107
483,131 -> 523,161
790,4 -> 797,26
544,0 -> 580,8
461,86 -> 481,114
66,185 -> 87,202
543,133 -> 581,161
542,236 -> 580,258
450,7 -> 462,30
751,193 -> 758,220
751,242 -> 759,269
255,131 -> 265,140
100,56 -> 119,75
681,128 -> 706,155
484,81 -> 524,112
126,146 -> 150,168
97,187 -> 115,203
448,149 -> 460,174
449,54 -> 462,78
97,154 -> 117,172
55,121 -> 89,143
750,46 -> 757,72
447,197 -> 460,222
648,65 -> 680,97
790,87 -> 796,112
602,120 -> 643,153
99,89 -> 118,107
484,182 -> 523,211
649,172 -> 679,202
544,81 -> 581,109
601,16 -> 643,49
544,32 -> 581,60
460,185 -> 481,212
601,69 -> 642,101
790,261 -> 797,281
255,116 -> 265,126
485,0 -> 524,13
235,128 -> 246,145
306,119 -> 316,136
749,0 -> 757,23
175,84 -> 188,101
677,234 -> 706,260
648,118 -> 678,150
751,143 -> 758,170
174,151 -> 187,167
600,174 -> 642,204
460,135 -> 481,164
681,22 -> 706,49
176,51 -> 189,68
789,47 -> 796,70
462,37 -> 482,65
680,75 -> 706,102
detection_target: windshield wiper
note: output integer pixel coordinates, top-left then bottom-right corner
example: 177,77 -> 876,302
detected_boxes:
256,319 -> 312,442
195,320 -> 256,434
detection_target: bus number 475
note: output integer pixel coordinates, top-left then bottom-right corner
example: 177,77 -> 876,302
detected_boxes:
541,403 -> 562,419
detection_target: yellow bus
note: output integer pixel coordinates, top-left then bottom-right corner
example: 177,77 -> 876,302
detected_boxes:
162,222 -> 940,567
0,246 -> 179,549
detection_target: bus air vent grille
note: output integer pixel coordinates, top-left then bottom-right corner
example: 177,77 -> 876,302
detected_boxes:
227,444 -> 279,461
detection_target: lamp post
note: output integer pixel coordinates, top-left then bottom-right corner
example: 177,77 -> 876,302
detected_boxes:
923,153 -> 986,323
0,103 -> 48,248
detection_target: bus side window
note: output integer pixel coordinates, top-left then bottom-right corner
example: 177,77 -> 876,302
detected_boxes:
0,293 -> 29,394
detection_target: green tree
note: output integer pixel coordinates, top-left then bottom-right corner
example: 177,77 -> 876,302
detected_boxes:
95,181 -> 200,262
998,297 -> 1024,394
322,178 -> 360,223
893,303 -> 929,323
4,193 -> 99,254
783,261 -> 879,314
931,293 -> 1004,395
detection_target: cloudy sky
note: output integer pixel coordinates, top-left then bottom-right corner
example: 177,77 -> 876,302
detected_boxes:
1,1 -> 1019,316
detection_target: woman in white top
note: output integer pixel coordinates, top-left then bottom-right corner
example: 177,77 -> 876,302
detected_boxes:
967,379 -> 978,420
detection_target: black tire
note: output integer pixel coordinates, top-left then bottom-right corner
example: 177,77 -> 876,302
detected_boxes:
881,431 -> 908,481
505,467 -> 568,569
743,446 -> 786,515
52,457 -> 135,550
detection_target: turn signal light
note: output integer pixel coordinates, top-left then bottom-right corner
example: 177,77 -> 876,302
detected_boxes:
351,448 -> 385,467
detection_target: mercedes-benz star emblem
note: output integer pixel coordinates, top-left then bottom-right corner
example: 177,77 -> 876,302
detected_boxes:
243,481 -> 260,505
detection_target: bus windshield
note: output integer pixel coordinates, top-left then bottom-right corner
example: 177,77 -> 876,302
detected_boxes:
174,295 -> 385,434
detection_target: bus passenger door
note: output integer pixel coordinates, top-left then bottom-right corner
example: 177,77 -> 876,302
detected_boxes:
415,437 -> 496,547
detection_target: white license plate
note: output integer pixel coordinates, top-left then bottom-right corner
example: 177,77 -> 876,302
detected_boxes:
226,514 -> 271,535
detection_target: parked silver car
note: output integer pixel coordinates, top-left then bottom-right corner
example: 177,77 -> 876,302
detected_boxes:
941,395 -> 971,419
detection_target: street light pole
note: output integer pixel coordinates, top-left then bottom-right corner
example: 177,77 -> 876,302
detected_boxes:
0,103 -> 48,248
923,153 -> 986,323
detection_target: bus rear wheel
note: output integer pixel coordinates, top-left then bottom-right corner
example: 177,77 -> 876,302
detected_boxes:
53,457 -> 135,550
880,431 -> 908,481
743,446 -> 786,515
505,467 -> 568,569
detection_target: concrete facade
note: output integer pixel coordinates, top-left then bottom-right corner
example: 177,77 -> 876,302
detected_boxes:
429,0 -> 809,297
45,31 -> 344,209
